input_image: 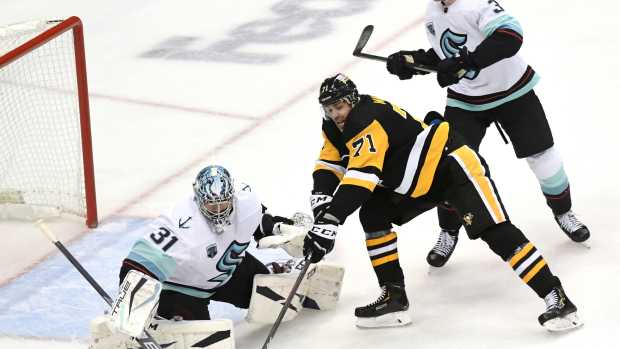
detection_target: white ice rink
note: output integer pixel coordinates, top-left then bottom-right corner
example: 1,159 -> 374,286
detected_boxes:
1,0 -> 619,348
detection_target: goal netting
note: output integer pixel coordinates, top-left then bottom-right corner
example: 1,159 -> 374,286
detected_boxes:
0,17 -> 98,227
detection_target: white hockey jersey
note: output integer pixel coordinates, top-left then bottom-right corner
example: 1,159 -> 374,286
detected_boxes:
126,186 -> 262,298
425,0 -> 539,111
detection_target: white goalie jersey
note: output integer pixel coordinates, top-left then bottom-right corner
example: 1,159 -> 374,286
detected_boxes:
425,0 -> 539,111
126,186 -> 262,298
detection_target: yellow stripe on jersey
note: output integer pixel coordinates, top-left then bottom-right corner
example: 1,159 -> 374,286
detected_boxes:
411,122 -> 450,198
366,232 -> 397,247
314,163 -> 344,180
346,120 -> 389,172
522,259 -> 547,283
509,242 -> 534,267
449,146 -> 506,223
319,131 -> 342,163
371,253 -> 399,267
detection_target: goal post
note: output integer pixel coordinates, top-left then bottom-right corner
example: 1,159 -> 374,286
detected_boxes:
0,16 -> 98,227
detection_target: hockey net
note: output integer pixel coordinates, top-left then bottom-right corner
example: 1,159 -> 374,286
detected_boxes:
0,17 -> 98,227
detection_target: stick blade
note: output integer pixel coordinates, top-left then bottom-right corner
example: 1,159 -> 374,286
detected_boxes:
353,25 -> 374,55
35,219 -> 59,243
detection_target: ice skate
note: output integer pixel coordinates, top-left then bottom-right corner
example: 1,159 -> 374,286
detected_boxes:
554,210 -> 590,243
538,286 -> 583,332
355,283 -> 411,328
426,229 -> 459,268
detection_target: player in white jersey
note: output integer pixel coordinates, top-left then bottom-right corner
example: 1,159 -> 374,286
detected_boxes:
385,0 -> 590,268
118,165 -> 294,320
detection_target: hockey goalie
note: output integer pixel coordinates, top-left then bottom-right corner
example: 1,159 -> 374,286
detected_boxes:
90,165 -> 344,349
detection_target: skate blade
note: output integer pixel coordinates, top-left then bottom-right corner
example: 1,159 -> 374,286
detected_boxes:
427,266 -> 444,275
356,311 -> 412,328
577,241 -> 591,249
543,312 -> 584,332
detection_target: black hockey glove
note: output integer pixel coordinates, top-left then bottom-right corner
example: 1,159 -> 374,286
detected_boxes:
310,191 -> 332,219
253,214 -> 295,242
386,49 -> 435,80
436,47 -> 478,88
423,111 -> 445,126
303,213 -> 339,264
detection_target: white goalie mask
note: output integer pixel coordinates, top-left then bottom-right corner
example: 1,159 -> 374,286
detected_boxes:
193,165 -> 234,233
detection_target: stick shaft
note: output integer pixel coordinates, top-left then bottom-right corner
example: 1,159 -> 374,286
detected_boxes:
261,257 -> 312,349
54,241 -> 114,304
355,51 -> 438,72
37,221 -> 162,349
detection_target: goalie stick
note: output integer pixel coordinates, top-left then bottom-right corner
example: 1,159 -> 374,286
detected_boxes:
353,24 -> 466,77
261,255 -> 313,349
36,220 -> 163,349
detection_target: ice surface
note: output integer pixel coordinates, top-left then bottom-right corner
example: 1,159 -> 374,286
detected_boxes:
1,0 -> 619,348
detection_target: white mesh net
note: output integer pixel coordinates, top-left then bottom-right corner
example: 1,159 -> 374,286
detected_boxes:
0,20 -> 87,220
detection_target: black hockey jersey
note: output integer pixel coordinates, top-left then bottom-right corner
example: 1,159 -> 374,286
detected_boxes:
313,94 -> 457,222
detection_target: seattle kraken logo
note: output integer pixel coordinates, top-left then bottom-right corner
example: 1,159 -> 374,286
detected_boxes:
440,29 -> 478,80
208,240 -> 250,285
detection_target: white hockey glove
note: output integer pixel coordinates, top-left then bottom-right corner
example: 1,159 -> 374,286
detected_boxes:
110,270 -> 162,337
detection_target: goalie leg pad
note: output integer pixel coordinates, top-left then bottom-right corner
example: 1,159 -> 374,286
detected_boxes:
110,270 -> 162,337
303,262 -> 345,310
90,316 -> 235,349
246,273 -> 308,324
146,319 -> 235,349
246,261 -> 344,324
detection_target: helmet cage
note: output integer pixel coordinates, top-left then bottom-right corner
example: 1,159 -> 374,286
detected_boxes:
193,165 -> 234,231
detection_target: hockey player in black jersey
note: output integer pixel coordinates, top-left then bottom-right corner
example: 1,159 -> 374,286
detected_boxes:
302,73 -> 582,331
385,0 -> 589,268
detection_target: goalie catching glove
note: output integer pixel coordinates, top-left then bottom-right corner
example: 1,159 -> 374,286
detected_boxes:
256,212 -> 313,257
303,212 -> 339,264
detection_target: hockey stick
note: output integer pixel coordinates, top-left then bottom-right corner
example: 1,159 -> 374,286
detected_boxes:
36,220 -> 163,349
353,25 -> 466,77
261,255 -> 313,349
353,25 -> 437,74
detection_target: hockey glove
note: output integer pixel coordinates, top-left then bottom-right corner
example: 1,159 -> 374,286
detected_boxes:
310,192 -> 332,219
436,47 -> 478,88
303,213 -> 339,264
386,49 -> 435,80
254,214 -> 295,241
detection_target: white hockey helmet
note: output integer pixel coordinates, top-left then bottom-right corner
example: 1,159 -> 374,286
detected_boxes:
193,165 -> 234,232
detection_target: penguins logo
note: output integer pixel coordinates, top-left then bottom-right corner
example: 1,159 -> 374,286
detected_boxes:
463,213 -> 474,226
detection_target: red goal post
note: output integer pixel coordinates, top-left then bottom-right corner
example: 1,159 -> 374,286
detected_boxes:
0,17 -> 98,227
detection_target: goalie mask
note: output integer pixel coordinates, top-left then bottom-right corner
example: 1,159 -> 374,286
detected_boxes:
193,165 -> 234,233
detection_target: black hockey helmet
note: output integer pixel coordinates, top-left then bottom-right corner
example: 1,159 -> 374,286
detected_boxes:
318,73 -> 360,107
